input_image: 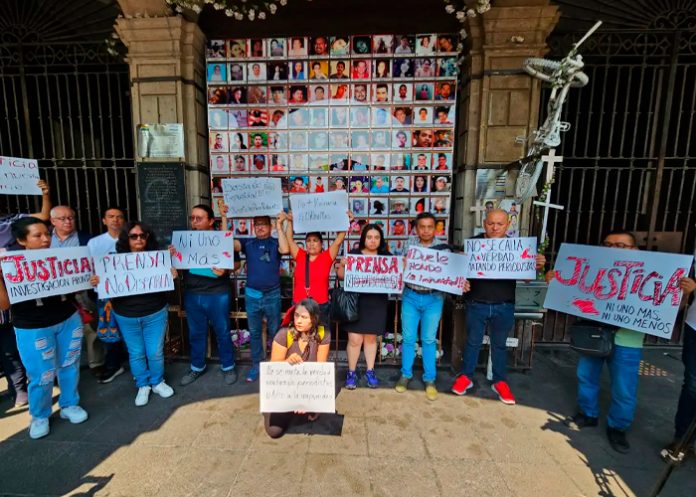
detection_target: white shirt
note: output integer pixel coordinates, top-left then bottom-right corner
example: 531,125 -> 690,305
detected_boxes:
87,232 -> 118,258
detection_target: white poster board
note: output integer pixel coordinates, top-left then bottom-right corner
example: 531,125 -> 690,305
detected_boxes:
259,361 -> 336,413
404,245 -> 467,295
94,250 -> 174,299
544,243 -> 693,338
289,191 -> 349,233
0,247 -> 94,304
221,177 -> 283,217
463,237 -> 537,279
0,156 -> 41,195
344,254 -> 403,294
170,230 -> 235,269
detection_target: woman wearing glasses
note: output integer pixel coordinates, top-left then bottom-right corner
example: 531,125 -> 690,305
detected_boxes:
90,222 -> 177,407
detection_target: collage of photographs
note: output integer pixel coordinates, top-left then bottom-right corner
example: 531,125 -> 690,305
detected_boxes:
206,34 -> 457,283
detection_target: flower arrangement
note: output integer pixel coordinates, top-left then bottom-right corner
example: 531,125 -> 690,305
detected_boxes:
381,332 -> 402,359
231,328 -> 251,349
165,0 -> 291,20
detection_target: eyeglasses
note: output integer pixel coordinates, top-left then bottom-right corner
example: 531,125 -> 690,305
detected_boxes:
602,242 -> 634,249
53,216 -> 74,222
189,216 -> 207,222
128,233 -> 149,240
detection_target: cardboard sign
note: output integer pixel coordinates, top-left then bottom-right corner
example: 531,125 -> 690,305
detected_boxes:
0,247 -> 94,304
221,177 -> 283,217
259,361 -> 336,413
290,191 -> 349,233
94,250 -> 174,299
404,245 -> 466,295
344,254 -> 403,294
463,237 -> 538,280
0,156 -> 41,195
170,230 -> 235,269
544,243 -> 694,338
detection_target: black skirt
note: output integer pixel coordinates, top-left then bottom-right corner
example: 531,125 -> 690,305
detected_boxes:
343,292 -> 389,335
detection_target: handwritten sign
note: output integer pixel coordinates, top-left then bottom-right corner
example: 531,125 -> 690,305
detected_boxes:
259,362 -> 336,413
344,254 -> 403,294
221,177 -> 283,217
0,247 -> 94,303
464,237 -> 537,279
290,191 -> 349,233
0,156 -> 41,195
170,230 -> 235,269
404,245 -> 466,295
94,250 -> 174,299
544,243 -> 693,338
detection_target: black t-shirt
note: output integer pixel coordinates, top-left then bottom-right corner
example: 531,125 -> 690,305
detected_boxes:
111,292 -> 168,318
11,294 -> 77,329
466,234 -> 516,304
183,271 -> 231,294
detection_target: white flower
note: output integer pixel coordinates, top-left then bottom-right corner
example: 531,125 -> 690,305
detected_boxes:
258,11 -> 266,19
279,0 -> 287,5
381,346 -> 388,357
459,28 -> 467,37
385,333 -> 394,339
213,3 -> 223,10
445,4 -> 455,14
234,11 -> 243,19
191,4 -> 202,13
248,9 -> 255,20
456,42 -> 464,51
456,10 -> 466,21
466,8 -> 476,17
269,3 -> 277,13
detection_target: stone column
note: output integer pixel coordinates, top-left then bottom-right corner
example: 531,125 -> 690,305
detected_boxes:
450,0 -> 559,371
115,9 -> 210,211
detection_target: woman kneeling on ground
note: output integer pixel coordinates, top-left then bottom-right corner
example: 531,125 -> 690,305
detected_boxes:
90,221 -> 176,407
264,298 -> 330,438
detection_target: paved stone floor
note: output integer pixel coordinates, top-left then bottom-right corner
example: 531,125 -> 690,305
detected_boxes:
0,347 -> 694,497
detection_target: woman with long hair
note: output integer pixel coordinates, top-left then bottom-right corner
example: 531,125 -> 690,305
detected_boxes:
336,224 -> 392,389
413,175 -> 428,193
90,222 -> 176,407
264,298 -> 330,438
0,217 -> 88,439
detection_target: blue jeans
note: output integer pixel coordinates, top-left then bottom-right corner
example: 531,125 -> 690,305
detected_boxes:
461,302 -> 515,382
112,307 -> 168,388
675,325 -> 696,440
400,288 -> 444,382
246,287 -> 281,366
184,292 -> 235,371
14,312 -> 83,420
577,344 -> 642,430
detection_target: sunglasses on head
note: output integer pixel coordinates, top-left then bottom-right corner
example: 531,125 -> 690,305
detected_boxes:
128,233 -> 149,240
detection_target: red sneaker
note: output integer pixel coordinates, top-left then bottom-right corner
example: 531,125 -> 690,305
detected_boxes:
451,374 -> 473,396
491,381 -> 516,405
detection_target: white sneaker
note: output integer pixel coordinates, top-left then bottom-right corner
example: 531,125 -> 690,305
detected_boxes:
29,418 -> 50,439
151,381 -> 174,398
135,386 -> 151,407
60,405 -> 89,424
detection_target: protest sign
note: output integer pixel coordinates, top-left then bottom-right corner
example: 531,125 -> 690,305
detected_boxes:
404,245 -> 467,295
94,250 -> 174,299
463,237 -> 538,279
259,361 -> 336,413
289,191 -> 349,233
0,156 -> 41,195
344,254 -> 403,294
0,247 -> 93,304
170,230 -> 235,269
544,243 -> 694,338
221,177 -> 283,217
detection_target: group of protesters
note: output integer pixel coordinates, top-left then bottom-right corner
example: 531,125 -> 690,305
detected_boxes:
0,181 -> 695,454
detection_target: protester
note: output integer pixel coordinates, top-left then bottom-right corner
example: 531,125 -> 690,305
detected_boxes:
662,273 -> 696,459
177,204 -> 239,387
263,298 -> 330,438
283,210 -> 352,326
548,230 -> 676,453
0,179 -> 51,248
336,224 -> 391,389
49,205 -> 103,375
0,217 -> 88,439
452,209 -> 545,404
395,212 -> 449,401
229,209 -> 290,383
87,207 -> 128,384
91,222 -> 176,406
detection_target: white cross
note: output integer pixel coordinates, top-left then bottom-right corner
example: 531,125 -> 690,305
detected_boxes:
541,149 -> 564,183
533,187 -> 564,243
470,200 -> 489,227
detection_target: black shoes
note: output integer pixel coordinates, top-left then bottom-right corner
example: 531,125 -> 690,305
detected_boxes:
606,427 -> 630,454
565,412 -> 598,430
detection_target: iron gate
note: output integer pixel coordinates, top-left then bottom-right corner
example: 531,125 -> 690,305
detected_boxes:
0,39 -> 137,234
536,25 -> 696,344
